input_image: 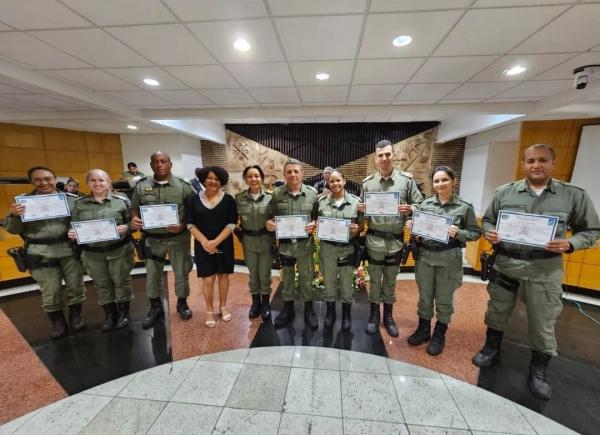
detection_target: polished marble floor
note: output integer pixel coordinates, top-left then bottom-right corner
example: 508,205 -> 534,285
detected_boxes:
0,346 -> 578,435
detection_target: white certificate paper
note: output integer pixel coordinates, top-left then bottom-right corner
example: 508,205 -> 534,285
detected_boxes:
317,217 -> 350,244
411,210 -> 453,243
72,219 -> 120,245
496,210 -> 558,247
365,192 -> 400,216
140,204 -> 179,229
16,193 -> 70,222
275,215 -> 309,239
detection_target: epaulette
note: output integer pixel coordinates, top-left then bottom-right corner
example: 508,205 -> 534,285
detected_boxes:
318,194 -> 329,202
494,181 -> 516,192
362,174 -> 375,183
458,197 -> 473,207
399,170 -> 414,179
73,195 -> 85,202
264,189 -> 273,194
173,176 -> 192,185
347,193 -> 361,202
553,179 -> 585,191
112,192 -> 130,203
305,185 -> 318,193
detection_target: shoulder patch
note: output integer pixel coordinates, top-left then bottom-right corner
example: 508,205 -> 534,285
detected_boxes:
494,181 -> 516,192
399,170 -> 414,179
362,174 -> 375,183
112,192 -> 130,202
554,179 -> 585,192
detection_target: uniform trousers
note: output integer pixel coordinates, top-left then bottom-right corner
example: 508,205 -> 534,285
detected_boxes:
144,234 -> 192,299
320,241 -> 354,304
81,243 -> 134,305
367,248 -> 399,304
31,256 -> 86,312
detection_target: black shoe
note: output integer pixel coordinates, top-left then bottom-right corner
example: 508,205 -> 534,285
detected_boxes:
260,294 -> 271,320
365,303 -> 380,335
529,351 -> 552,400
304,301 -> 319,330
426,321 -> 448,356
274,300 -> 295,328
68,303 -> 86,331
408,317 -> 431,346
142,298 -> 164,329
341,303 -> 352,331
472,328 -> 504,367
324,302 -> 336,329
176,298 -> 192,321
47,310 -> 68,339
383,303 -> 399,337
115,301 -> 130,329
249,294 -> 261,318
102,303 -> 117,332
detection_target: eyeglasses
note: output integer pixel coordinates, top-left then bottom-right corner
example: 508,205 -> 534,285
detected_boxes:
32,177 -> 54,183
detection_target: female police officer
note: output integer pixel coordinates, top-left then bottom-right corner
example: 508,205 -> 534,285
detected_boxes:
68,169 -> 135,331
234,165 -> 274,320
408,166 -> 481,355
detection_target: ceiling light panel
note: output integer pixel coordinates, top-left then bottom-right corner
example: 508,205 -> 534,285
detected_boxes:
411,56 -> 498,83
247,87 -> 300,104
298,86 -> 349,103
443,82 -> 517,99
162,0 -> 267,21
106,68 -> 188,90
353,58 -> 425,85
268,0 -> 366,15
44,69 -> 138,91
494,80 -> 571,99
349,85 -> 403,102
472,54 -> 572,82
370,0 -> 472,12
199,89 -> 255,105
165,65 -> 240,89
289,61 -> 354,86
225,63 -> 294,88
0,33 -> 89,69
60,0 -> 177,26
0,0 -> 91,30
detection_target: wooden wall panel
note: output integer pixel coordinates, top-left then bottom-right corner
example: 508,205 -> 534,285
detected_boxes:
0,124 -> 43,148
42,127 -> 87,151
47,151 -> 90,172
0,148 -> 46,172
101,135 -> 122,154
84,132 -> 103,151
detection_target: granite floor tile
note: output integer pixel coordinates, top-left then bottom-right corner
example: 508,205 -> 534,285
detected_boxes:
407,426 -> 472,435
81,373 -> 137,397
226,364 -> 290,412
199,348 -> 249,364
81,397 -> 166,435
212,408 -> 280,435
0,410 -> 40,435
515,404 -> 579,435
171,361 -> 242,406
292,346 -> 340,370
341,371 -> 404,423
246,346 -> 295,366
339,350 -> 389,374
284,368 -> 342,417
392,376 -> 468,429
343,418 -> 409,435
278,413 -> 343,435
147,402 -> 222,435
386,358 -> 441,379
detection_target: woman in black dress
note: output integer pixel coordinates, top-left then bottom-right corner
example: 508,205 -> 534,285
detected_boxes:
187,166 -> 237,327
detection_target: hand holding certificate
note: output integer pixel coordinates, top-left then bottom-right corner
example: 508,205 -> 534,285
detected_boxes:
496,210 -> 558,247
72,219 -> 120,244
16,193 -> 70,222
411,210 -> 453,243
365,192 -> 399,216
140,204 -> 179,229
275,215 -> 309,239
317,217 -> 350,244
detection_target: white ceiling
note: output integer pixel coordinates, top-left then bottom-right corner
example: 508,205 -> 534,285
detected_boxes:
0,0 -> 599,136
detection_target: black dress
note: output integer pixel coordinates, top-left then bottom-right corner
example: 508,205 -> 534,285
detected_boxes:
187,193 -> 237,277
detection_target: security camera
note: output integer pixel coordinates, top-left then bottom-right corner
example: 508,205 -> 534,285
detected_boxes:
573,65 -> 600,89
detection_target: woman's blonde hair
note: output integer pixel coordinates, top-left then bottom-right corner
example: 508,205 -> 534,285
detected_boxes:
85,169 -> 112,184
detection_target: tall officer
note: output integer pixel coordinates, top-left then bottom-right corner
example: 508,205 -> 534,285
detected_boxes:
266,159 -> 318,329
131,151 -> 196,328
360,140 -> 423,337
5,166 -> 86,338
472,144 -> 599,400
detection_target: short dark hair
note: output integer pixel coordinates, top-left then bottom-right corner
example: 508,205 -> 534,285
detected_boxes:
242,165 -> 265,180
329,169 -> 345,179
375,139 -> 393,150
432,166 -> 456,181
127,162 -> 137,169
27,166 -> 55,180
196,166 -> 229,185
523,144 -> 556,161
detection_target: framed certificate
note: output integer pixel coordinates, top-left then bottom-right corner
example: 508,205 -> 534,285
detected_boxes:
496,210 -> 559,247
72,219 -> 120,245
317,217 -> 350,244
140,204 -> 179,229
16,193 -> 70,222
365,191 -> 400,216
411,210 -> 453,243
275,215 -> 309,239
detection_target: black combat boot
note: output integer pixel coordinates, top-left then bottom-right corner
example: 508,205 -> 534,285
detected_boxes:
304,301 -> 319,330
115,301 -> 130,329
426,321 -> 448,356
472,328 -> 504,367
260,294 -> 271,320
68,303 -> 86,331
365,303 -> 380,335
142,298 -> 164,329
383,303 -> 399,337
249,294 -> 261,318
324,302 -> 336,329
274,300 -> 295,328
407,317 -> 431,346
47,310 -> 68,339
176,298 -> 192,320
529,351 -> 552,400
341,303 -> 352,331
102,303 -> 117,332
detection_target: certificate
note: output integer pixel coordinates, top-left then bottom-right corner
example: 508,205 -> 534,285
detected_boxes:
140,204 -> 179,229
317,217 -> 350,244
16,193 -> 70,222
72,219 -> 120,245
275,215 -> 309,239
365,192 -> 399,216
411,210 -> 453,243
496,210 -> 558,247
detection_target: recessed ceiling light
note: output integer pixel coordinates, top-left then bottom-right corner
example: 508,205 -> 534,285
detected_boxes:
503,65 -> 526,76
315,72 -> 330,81
127,125 -> 138,130
143,78 -> 160,86
233,37 -> 251,52
392,35 -> 412,47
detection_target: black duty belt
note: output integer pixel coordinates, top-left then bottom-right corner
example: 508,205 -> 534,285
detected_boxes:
367,229 -> 403,240
242,228 -> 269,236
81,236 -> 131,253
420,241 -> 462,252
322,239 -> 351,247
22,235 -> 69,245
144,232 -> 179,239
497,246 -> 560,260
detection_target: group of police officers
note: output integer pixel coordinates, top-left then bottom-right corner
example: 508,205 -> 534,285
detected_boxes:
3,141 -> 599,401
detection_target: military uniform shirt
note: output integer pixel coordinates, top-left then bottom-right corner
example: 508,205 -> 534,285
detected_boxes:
317,191 -> 361,240
235,189 -> 273,253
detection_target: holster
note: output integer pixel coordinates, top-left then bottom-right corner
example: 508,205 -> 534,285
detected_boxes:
7,247 -> 29,272
279,253 -> 297,267
234,227 -> 244,242
490,269 -> 519,293
70,240 -> 82,260
480,247 -> 497,281
132,235 -> 146,260
352,235 -> 367,267
369,251 -> 402,266
26,254 -> 60,271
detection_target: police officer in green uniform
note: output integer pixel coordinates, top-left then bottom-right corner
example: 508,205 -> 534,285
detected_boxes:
408,166 -> 481,355
131,151 -> 196,328
472,144 -> 600,400
69,169 -> 135,331
235,165 -> 274,320
5,166 -> 86,339
360,140 -> 423,337
121,162 -> 144,180
266,159 -> 319,329
317,170 -> 363,331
